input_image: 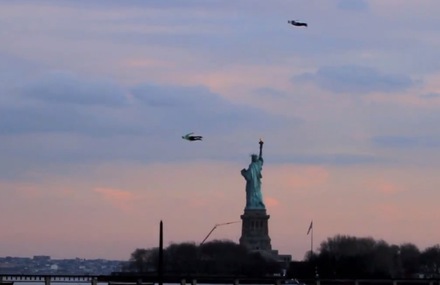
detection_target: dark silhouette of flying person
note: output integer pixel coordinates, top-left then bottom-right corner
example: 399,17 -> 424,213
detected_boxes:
288,20 -> 308,27
182,132 -> 203,141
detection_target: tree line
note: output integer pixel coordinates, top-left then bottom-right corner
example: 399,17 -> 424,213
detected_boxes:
122,236 -> 440,279
122,239 -> 280,277
300,235 -> 440,279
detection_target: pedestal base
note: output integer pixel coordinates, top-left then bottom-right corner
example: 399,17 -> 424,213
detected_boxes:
239,209 -> 272,251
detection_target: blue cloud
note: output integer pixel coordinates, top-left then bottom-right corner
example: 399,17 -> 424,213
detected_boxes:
131,84 -> 221,107
421,93 -> 440,99
0,104 -> 139,136
295,65 -> 415,94
0,74 -> 299,178
130,83 -> 295,135
253,87 -> 287,99
270,152 -> 379,165
337,0 -> 368,11
0,63 -> 297,139
21,71 -> 128,107
373,136 -> 440,148
0,71 -> 138,136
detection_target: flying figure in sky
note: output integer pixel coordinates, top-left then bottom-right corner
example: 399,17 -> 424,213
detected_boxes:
288,20 -> 308,27
182,132 -> 203,141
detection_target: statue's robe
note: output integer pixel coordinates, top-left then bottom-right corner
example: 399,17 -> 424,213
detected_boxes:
241,157 -> 265,209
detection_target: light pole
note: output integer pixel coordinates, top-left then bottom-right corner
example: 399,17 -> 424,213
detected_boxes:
200,221 -> 240,245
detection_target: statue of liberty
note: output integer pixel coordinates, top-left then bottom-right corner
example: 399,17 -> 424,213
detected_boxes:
241,139 -> 265,209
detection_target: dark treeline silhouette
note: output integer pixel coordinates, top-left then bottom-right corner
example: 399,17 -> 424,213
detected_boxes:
122,239 -> 281,277
122,236 -> 440,279
293,235 -> 440,279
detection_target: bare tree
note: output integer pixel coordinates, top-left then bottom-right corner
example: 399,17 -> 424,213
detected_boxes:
420,244 -> 440,278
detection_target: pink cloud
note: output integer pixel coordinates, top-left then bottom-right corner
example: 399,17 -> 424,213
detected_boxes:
268,165 -> 330,191
373,203 -> 403,222
1,181 -> 40,198
3,162 -> 440,260
93,187 -> 136,212
265,196 -> 280,208
365,179 -> 405,195
376,182 -> 402,194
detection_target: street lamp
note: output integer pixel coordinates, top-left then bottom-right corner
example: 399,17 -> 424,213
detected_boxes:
200,221 -> 240,245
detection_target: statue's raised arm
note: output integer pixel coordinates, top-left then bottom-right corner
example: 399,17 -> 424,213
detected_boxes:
259,139 -> 264,160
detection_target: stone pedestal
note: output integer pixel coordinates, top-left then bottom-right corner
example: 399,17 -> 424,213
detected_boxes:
239,209 -> 272,251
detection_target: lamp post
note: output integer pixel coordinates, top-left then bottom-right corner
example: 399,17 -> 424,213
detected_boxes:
200,221 -> 240,245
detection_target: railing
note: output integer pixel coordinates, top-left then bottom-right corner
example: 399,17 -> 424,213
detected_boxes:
1,275 -> 440,285
313,280 -> 440,285
0,275 -> 97,285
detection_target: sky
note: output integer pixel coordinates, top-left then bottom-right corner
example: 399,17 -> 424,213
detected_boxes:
1,0 -> 440,261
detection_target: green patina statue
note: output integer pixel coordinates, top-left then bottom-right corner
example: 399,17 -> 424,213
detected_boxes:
241,139 -> 265,209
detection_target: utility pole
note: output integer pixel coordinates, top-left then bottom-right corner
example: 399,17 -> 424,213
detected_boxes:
158,221 -> 163,285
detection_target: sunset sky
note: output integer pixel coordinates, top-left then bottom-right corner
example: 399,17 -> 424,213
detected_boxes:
1,0 -> 440,261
